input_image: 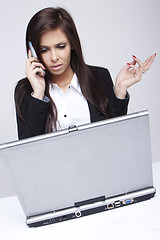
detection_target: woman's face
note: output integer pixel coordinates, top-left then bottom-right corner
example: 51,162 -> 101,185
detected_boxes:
39,28 -> 72,79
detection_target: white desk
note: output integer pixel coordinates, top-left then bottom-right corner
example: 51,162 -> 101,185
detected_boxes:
0,162 -> 160,240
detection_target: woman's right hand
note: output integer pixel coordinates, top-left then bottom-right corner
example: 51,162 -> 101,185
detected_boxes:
26,49 -> 46,100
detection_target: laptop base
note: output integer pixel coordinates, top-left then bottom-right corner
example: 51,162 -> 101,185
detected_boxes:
26,187 -> 155,228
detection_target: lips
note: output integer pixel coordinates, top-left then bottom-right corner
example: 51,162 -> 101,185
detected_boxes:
50,64 -> 62,71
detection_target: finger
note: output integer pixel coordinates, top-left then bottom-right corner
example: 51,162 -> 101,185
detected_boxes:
32,67 -> 45,77
144,56 -> 152,66
143,53 -> 156,72
126,62 -> 138,69
143,57 -> 153,71
132,55 -> 143,69
27,56 -> 39,63
26,57 -> 39,70
124,60 -> 136,70
127,63 -> 137,70
127,63 -> 141,78
145,54 -> 156,66
129,60 -> 136,65
31,62 -> 46,70
143,54 -> 155,65
28,48 -> 36,59
28,49 -> 32,59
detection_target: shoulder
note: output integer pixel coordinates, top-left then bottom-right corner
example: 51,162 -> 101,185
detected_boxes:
15,77 -> 32,95
87,65 -> 113,88
88,65 -> 111,77
14,77 -> 33,109
15,77 -> 31,89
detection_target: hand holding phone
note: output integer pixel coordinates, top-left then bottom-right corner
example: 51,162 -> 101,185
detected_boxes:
28,41 -> 46,76
26,41 -> 46,100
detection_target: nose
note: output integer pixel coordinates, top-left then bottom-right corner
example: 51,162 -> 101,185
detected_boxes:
51,49 -> 58,62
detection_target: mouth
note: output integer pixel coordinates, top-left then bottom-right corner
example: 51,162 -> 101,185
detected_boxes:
50,64 -> 62,71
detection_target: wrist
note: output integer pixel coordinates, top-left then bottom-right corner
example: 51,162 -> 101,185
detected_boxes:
114,82 -> 127,99
32,91 -> 44,100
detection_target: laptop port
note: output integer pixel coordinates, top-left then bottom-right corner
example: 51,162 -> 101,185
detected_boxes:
114,201 -> 121,207
107,203 -> 114,209
122,199 -> 134,205
62,215 -> 66,221
50,218 -> 55,223
75,211 -> 81,218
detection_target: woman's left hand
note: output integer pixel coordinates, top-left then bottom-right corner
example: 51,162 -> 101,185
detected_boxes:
114,53 -> 156,99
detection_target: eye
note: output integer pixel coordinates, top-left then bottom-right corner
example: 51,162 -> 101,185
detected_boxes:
57,43 -> 66,49
40,47 -> 48,53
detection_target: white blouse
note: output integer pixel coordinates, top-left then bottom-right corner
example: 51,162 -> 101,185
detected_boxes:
49,73 -> 91,131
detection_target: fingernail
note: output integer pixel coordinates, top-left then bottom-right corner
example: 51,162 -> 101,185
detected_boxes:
154,53 -> 156,57
132,55 -> 136,58
127,63 -> 131,65
44,67 -> 47,70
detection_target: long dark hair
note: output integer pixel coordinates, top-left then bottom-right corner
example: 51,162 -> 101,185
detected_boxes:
15,7 -> 109,132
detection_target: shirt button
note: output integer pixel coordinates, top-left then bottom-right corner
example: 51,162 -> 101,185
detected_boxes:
64,114 -> 67,117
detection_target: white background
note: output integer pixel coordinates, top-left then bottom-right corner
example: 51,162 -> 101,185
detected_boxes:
0,0 -> 160,197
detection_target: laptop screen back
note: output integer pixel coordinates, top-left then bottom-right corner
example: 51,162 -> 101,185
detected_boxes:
0,111 -> 153,217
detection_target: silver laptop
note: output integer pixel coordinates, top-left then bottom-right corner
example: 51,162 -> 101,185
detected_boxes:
0,110 -> 156,227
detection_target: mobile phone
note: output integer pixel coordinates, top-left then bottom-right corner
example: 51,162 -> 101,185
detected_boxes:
28,41 -> 38,58
28,41 -> 46,76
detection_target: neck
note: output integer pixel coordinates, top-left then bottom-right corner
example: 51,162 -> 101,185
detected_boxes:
52,66 -> 74,89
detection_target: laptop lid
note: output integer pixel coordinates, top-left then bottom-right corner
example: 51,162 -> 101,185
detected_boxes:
0,110 -> 155,224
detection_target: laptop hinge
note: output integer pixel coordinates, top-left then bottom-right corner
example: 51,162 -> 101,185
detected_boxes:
68,125 -> 78,133
75,196 -> 105,207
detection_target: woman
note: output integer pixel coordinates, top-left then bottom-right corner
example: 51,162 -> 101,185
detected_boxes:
15,7 -> 156,140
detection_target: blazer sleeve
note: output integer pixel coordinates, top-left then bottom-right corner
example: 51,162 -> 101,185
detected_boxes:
108,84 -> 129,118
15,82 -> 50,140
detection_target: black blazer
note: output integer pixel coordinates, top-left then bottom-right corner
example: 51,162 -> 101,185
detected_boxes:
15,66 -> 129,139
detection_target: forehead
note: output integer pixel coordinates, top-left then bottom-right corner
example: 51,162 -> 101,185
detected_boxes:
40,28 -> 69,45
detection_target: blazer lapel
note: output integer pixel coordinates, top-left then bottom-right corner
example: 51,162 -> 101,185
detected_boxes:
87,101 -> 106,123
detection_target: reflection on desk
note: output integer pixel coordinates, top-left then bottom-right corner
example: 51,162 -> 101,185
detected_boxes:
0,162 -> 160,240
